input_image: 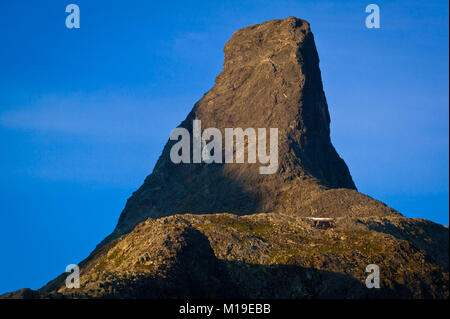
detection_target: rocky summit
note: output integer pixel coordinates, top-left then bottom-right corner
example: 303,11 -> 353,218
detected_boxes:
2,17 -> 448,299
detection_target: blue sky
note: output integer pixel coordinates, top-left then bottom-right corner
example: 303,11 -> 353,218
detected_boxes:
0,0 -> 448,294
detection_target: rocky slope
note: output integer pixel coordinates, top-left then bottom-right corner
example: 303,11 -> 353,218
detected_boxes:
2,17 -> 448,299
5,213 -> 448,298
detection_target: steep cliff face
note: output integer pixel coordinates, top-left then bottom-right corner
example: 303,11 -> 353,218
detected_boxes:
3,17 -> 448,299
108,17 -> 373,242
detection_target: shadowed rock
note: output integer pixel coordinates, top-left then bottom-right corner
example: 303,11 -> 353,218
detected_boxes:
4,213 -> 447,299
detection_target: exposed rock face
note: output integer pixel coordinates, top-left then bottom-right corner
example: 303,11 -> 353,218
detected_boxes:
2,17 -> 448,299
108,17 -> 376,242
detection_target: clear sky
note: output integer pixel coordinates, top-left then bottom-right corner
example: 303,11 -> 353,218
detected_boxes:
0,0 -> 448,294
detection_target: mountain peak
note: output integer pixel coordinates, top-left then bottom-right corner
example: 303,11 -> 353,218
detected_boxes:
103,17 -> 374,241
3,17 -> 447,300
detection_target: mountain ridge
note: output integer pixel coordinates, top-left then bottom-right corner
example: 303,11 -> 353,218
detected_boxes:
2,17 -> 448,299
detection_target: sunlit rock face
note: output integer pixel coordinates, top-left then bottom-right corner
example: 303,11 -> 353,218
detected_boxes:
109,17 -> 359,242
3,17 -> 448,300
